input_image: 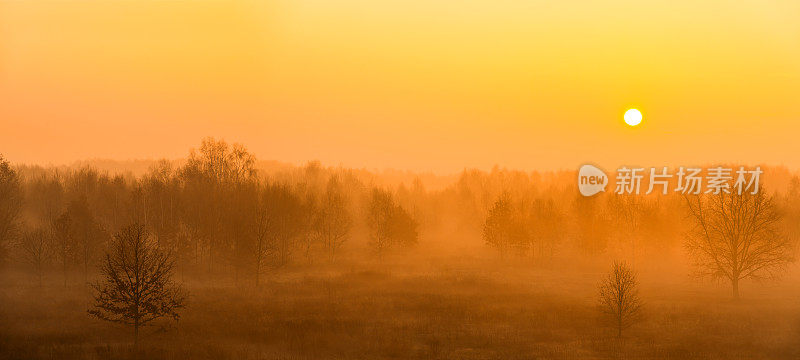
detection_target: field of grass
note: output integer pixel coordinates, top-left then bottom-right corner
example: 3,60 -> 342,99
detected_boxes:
2,259 -> 799,360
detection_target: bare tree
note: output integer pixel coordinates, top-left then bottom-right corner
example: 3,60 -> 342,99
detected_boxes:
0,154 -> 22,264
251,183 -> 305,284
599,261 -> 642,338
312,178 -> 352,262
65,198 -> 107,281
296,189 -> 318,265
572,194 -> 612,255
18,226 -> 52,286
180,137 -> 258,274
684,190 -> 794,299
606,194 -> 644,265
24,172 -> 65,227
367,189 -> 395,256
252,188 -> 275,286
52,213 -> 75,287
88,224 -> 185,346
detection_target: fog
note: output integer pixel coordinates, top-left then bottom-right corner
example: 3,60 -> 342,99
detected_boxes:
1,138 -> 799,359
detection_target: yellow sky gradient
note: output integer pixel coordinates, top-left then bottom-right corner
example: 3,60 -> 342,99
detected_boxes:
1,0 -> 799,173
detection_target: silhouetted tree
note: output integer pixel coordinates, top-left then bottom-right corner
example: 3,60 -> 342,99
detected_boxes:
250,183 -> 305,283
784,177 -> 800,241
250,187 -> 273,285
389,204 -> 419,248
599,261 -> 642,338
311,178 -> 352,262
88,224 -> 185,346
64,197 -> 107,280
18,225 -> 53,286
223,180 -> 260,282
177,166 -> 211,270
52,212 -> 75,287
483,195 -> 529,257
606,194 -> 644,264
527,198 -> 563,260
24,172 -> 65,228
367,189 -> 395,256
180,138 -> 257,273
295,188 -> 318,264
0,154 -> 22,264
685,189 -> 794,298
573,194 -> 611,255
367,189 -> 419,257
141,160 -> 181,248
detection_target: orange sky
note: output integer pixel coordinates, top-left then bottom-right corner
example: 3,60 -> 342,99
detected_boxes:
1,0 -> 799,173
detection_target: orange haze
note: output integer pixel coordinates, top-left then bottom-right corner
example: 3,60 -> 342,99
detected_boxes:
1,0 -> 799,173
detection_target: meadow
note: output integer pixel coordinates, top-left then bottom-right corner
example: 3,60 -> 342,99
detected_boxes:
2,146 -> 799,359
3,255 -> 799,360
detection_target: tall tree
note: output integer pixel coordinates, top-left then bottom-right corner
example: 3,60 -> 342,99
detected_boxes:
483,195 -> 529,257
181,138 -> 257,273
223,180 -> 260,282
606,194 -> 644,264
685,189 -> 794,298
251,183 -> 305,283
65,197 -> 108,280
388,204 -> 419,248
367,189 -> 397,256
141,160 -> 181,248
0,154 -> 22,264
311,178 -> 353,262
24,172 -> 65,227
52,212 -> 75,287
18,225 -> 52,286
366,189 -> 419,257
88,224 -> 185,346
572,194 -> 611,255
598,261 -> 642,338
526,198 -> 563,260
295,187 -> 318,265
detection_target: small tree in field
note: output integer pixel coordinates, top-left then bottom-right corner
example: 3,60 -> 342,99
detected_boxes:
89,224 -> 185,346
599,261 -> 642,338
684,190 -> 793,299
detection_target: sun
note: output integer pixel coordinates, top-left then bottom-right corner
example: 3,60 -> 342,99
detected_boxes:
624,109 -> 642,126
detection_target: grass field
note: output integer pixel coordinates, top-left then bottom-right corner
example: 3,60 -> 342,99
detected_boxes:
2,258 -> 799,360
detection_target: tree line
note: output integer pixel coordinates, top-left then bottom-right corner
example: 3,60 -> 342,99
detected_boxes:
1,139 -> 799,343
1,139 -> 798,296
0,138 -> 420,286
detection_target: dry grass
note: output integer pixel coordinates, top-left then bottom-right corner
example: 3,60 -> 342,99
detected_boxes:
1,263 -> 799,360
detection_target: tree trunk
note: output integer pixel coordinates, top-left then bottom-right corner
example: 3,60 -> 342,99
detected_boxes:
732,278 -> 740,300
134,320 -> 139,350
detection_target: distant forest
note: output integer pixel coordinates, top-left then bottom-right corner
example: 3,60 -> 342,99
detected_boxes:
1,138 -> 799,286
